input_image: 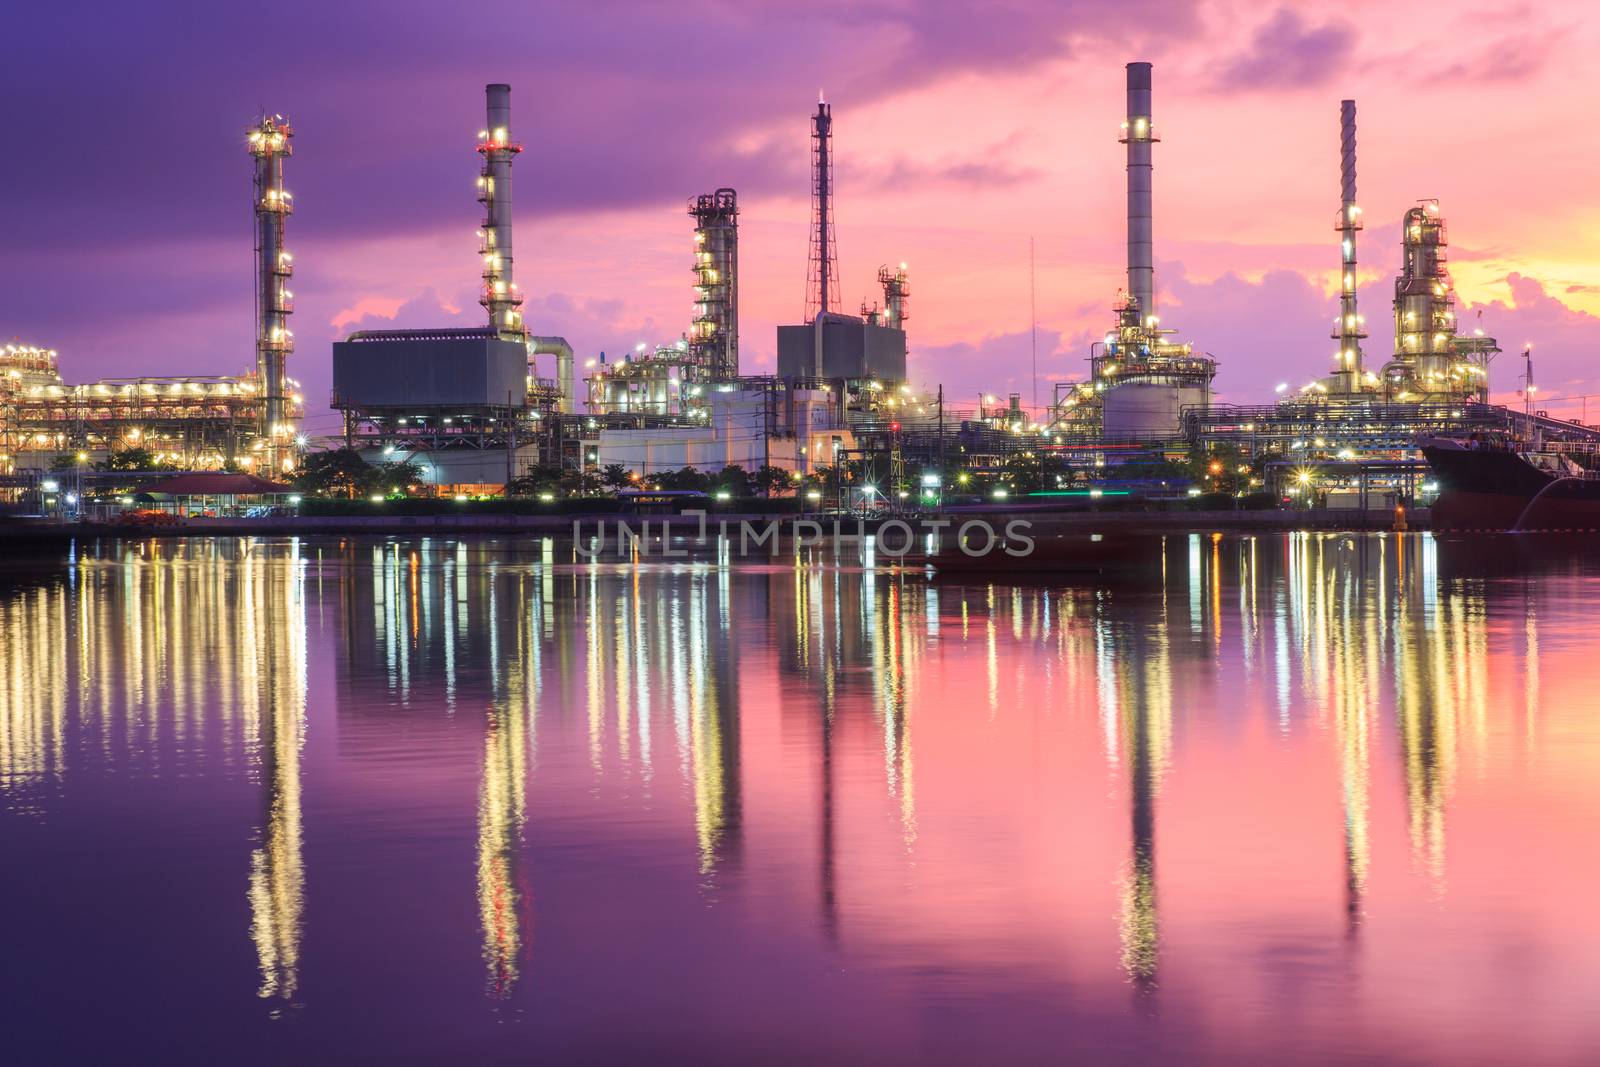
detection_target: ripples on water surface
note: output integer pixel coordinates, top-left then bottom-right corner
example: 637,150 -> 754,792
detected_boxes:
2,533 -> 1598,1064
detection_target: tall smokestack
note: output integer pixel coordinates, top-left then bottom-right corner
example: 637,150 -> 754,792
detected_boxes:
247,114 -> 293,469
1333,99 -> 1366,391
478,84 -> 524,339
1122,62 -> 1156,321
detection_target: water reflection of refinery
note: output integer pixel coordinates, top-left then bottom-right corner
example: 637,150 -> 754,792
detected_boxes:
0,534 -> 1545,1006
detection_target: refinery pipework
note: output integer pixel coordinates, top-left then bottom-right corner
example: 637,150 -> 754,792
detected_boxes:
247,114 -> 295,469
478,84 -> 524,339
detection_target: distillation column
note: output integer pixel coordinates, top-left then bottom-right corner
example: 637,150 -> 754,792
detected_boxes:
690,188 -> 739,379
878,264 -> 909,330
1332,100 -> 1367,393
1122,63 -> 1157,323
478,84 -> 525,340
248,115 -> 294,470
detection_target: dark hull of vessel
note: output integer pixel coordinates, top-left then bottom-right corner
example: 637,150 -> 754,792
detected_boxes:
1424,444 -> 1600,532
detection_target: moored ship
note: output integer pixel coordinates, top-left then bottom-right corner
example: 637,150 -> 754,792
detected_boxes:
1422,437 -> 1600,531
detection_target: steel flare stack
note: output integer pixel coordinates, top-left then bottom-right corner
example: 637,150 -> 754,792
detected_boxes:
247,114 -> 297,470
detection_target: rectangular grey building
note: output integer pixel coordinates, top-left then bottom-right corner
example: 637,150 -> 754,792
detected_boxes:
776,315 -> 907,382
332,329 -> 528,411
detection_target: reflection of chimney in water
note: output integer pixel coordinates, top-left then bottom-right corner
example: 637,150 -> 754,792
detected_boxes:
1106,572 -> 1172,996
248,578 -> 307,1008
477,696 -> 530,999
1121,696 -> 1160,993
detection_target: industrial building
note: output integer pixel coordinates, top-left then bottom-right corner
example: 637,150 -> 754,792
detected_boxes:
589,381 -> 851,476
1,114 -> 305,480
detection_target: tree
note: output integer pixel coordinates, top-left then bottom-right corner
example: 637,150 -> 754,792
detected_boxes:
752,464 -> 793,497
598,463 -> 632,492
369,459 -> 425,496
294,448 -> 373,498
1187,442 -> 1252,497
1000,452 -> 1045,495
561,467 -> 603,496
505,464 -> 564,497
104,446 -> 169,472
656,467 -> 709,492
709,465 -> 752,498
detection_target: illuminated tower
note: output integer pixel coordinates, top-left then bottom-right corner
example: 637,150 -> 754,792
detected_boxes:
805,96 -> 839,322
1121,62 -> 1157,322
477,84 -> 525,340
878,264 -> 909,330
689,188 -> 739,378
247,115 -> 294,466
1332,100 -> 1367,393
1389,200 -> 1499,401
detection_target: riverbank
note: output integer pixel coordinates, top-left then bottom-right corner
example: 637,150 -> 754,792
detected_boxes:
0,506 -> 1421,545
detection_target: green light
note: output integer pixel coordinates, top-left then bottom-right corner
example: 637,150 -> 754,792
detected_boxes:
1026,490 -> 1131,497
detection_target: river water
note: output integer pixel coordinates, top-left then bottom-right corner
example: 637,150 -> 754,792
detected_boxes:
1,533 -> 1597,1064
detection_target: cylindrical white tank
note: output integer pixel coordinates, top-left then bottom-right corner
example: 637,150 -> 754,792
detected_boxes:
1101,380 -> 1206,439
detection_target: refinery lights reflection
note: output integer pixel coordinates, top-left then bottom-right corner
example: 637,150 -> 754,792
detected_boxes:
0,531 -> 1562,1043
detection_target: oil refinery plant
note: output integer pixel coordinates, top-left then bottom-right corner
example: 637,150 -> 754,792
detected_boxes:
6,63 -> 1600,509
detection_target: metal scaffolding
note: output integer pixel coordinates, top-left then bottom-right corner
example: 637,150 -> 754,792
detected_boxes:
689,188 -> 739,379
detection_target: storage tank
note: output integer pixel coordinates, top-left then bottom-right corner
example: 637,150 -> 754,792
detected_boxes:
1101,380 -> 1208,439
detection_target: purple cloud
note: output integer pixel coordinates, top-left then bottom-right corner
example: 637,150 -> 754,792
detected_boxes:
1213,9 -> 1357,92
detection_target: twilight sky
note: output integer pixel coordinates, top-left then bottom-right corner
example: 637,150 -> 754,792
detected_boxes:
5,0 -> 1599,436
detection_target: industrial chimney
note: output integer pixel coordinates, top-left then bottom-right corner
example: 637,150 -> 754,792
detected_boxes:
1332,99 -> 1367,392
1122,62 -> 1157,322
478,84 -> 524,339
247,114 -> 294,469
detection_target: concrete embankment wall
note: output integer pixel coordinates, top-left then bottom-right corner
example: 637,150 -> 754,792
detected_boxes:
1,507 -> 1424,546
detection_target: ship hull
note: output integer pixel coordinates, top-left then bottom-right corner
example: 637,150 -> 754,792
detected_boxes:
1424,443 -> 1600,531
